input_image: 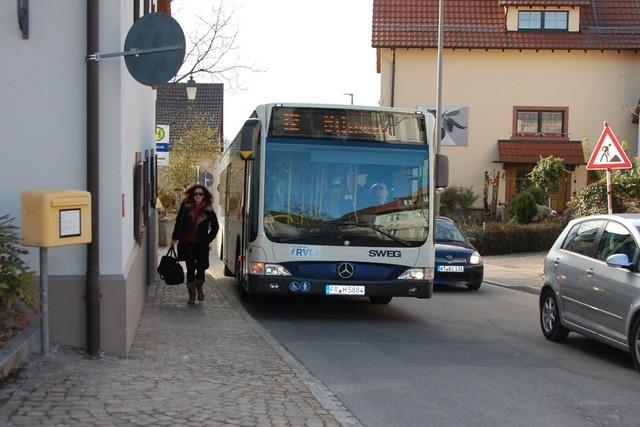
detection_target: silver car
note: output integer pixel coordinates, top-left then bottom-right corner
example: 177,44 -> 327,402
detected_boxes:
539,213 -> 640,370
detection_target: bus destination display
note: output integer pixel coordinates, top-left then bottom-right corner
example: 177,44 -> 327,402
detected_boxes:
268,107 -> 426,144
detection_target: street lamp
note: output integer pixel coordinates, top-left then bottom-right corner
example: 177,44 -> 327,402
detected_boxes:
186,75 -> 197,101
343,92 -> 354,105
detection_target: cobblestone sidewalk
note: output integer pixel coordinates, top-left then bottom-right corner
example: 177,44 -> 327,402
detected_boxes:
0,274 -> 360,427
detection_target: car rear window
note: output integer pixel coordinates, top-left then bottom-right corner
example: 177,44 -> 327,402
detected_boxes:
562,220 -> 605,257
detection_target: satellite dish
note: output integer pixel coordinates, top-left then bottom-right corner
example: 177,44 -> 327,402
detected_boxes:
123,13 -> 186,86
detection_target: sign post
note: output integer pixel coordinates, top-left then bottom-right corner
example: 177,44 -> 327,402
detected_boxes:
586,122 -> 632,214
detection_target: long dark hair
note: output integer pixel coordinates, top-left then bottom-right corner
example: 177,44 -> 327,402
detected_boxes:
185,184 -> 212,206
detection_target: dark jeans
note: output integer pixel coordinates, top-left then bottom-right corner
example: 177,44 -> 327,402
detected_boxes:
177,241 -> 210,282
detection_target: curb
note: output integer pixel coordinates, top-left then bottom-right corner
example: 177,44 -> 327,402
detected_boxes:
211,272 -> 363,427
0,326 -> 40,382
484,280 -> 540,295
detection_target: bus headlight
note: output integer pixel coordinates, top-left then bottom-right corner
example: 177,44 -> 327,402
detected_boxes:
469,251 -> 482,265
251,262 -> 292,276
398,267 -> 433,281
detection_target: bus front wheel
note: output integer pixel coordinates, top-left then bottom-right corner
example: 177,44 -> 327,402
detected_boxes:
223,263 -> 234,277
236,254 -> 253,302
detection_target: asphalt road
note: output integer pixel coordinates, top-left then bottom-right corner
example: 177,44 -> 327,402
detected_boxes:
225,280 -> 640,427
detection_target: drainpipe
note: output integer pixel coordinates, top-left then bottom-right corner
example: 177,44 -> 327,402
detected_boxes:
390,48 -> 396,107
86,0 -> 101,357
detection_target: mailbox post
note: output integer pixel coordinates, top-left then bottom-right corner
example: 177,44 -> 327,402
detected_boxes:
21,189 -> 92,355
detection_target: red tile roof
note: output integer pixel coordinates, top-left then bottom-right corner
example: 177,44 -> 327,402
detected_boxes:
372,0 -> 640,50
499,0 -> 590,5
496,140 -> 586,164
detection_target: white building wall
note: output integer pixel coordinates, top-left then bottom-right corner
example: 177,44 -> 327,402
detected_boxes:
0,1 -> 87,275
100,0 -> 125,275
97,0 -> 155,275
1,0 -> 156,356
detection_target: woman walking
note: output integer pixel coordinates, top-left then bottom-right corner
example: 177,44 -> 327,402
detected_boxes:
171,184 -> 219,304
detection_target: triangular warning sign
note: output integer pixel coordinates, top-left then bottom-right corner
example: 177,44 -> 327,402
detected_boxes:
586,123 -> 632,170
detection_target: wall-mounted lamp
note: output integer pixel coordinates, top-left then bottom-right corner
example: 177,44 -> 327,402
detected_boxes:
17,0 -> 29,39
186,75 -> 197,101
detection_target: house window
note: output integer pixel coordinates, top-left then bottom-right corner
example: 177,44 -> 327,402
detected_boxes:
514,108 -> 567,138
518,11 -> 568,31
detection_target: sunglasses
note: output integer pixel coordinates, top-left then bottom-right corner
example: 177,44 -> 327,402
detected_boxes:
193,192 -> 204,196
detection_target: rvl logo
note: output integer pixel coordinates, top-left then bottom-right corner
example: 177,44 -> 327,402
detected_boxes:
290,246 -> 320,257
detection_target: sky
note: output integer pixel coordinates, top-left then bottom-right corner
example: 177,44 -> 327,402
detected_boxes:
171,0 -> 380,140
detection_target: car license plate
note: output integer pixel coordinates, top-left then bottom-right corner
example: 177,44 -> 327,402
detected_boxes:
438,265 -> 464,272
325,285 -> 365,296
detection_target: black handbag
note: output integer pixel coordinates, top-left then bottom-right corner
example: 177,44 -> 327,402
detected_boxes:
157,245 -> 184,285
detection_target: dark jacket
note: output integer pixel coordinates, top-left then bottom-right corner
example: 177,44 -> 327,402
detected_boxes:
172,201 -> 220,243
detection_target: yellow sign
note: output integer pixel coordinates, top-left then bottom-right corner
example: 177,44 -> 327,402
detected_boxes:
155,126 -> 165,142
240,150 -> 254,160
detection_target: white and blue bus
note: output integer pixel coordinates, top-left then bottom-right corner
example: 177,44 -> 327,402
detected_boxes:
217,103 -> 447,303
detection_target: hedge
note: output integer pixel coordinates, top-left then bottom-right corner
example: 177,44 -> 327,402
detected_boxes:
463,222 -> 564,255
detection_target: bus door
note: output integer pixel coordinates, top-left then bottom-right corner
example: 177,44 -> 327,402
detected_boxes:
238,119 -> 261,286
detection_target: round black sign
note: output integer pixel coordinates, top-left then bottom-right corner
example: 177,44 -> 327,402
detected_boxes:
124,13 -> 186,86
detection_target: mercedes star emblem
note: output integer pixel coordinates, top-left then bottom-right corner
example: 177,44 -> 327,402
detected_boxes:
337,263 -> 355,279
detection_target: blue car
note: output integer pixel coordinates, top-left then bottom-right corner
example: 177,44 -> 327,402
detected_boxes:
434,217 -> 484,290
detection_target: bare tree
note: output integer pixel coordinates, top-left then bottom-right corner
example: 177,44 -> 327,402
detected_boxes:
171,0 -> 258,88
166,113 -> 221,191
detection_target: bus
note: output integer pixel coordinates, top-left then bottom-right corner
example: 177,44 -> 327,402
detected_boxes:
217,103 -> 448,303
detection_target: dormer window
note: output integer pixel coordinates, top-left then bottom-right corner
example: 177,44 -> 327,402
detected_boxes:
518,11 -> 568,30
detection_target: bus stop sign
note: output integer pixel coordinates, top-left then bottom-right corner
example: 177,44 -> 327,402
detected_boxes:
124,13 -> 186,86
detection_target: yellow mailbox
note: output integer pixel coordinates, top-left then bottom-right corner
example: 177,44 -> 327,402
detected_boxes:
21,189 -> 92,247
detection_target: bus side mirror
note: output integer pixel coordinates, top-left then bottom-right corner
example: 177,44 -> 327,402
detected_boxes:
435,154 -> 449,189
240,118 -> 261,161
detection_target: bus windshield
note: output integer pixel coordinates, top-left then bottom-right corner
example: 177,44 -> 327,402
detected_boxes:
263,139 -> 429,247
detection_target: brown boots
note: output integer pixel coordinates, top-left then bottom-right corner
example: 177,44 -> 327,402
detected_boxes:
196,279 -> 205,301
187,281 -> 196,304
187,279 -> 205,304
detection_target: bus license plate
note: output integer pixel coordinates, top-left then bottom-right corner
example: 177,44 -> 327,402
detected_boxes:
438,265 -> 464,272
325,285 -> 365,296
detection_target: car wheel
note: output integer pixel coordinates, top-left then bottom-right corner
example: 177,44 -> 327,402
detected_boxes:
369,296 -> 392,304
540,289 -> 569,342
466,281 -> 482,291
629,316 -> 640,371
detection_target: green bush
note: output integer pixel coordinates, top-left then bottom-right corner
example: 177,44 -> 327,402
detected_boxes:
440,187 -> 458,216
527,186 -> 547,205
457,186 -> 478,210
528,155 -> 566,201
569,161 -> 640,216
0,215 -> 38,332
507,189 -> 538,224
464,221 -> 564,255
439,186 -> 478,216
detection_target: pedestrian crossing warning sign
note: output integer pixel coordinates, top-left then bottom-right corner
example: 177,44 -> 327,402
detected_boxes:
586,122 -> 632,170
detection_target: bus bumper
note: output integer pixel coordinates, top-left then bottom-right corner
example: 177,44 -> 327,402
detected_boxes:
246,275 -> 433,298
